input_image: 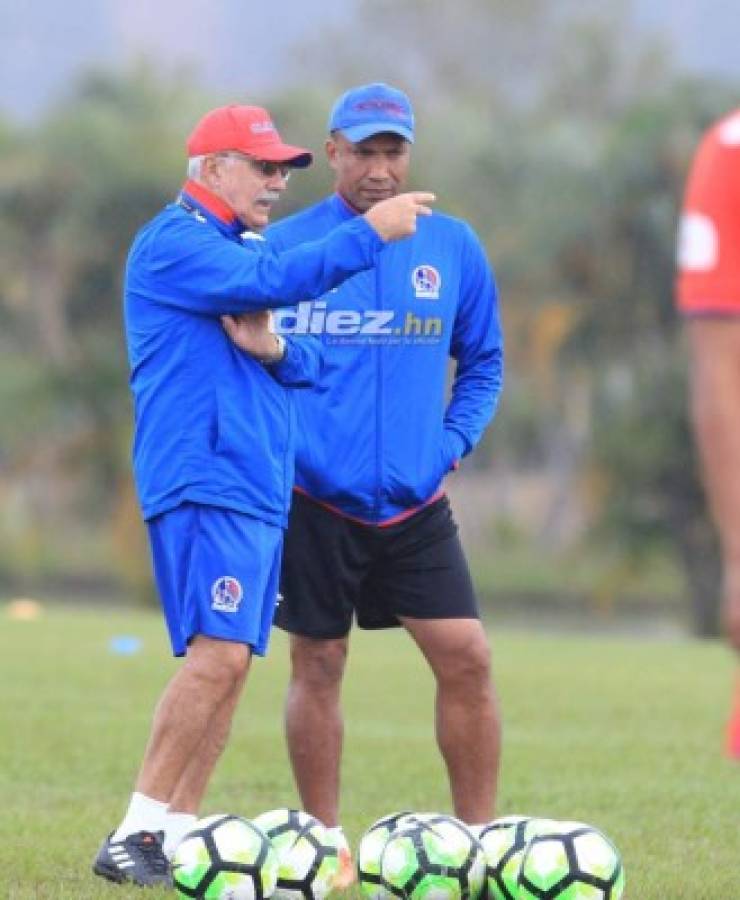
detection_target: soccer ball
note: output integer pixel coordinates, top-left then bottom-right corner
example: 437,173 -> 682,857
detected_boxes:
173,814 -> 278,900
395,813 -> 446,828
357,811 -> 413,899
517,821 -> 625,900
479,816 -> 557,900
252,808 -> 338,900
380,815 -> 486,900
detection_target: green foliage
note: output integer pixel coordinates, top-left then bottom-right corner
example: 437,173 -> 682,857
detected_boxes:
1,4 -> 739,631
0,66 -> 211,590
591,349 -> 693,554
590,344 -> 721,634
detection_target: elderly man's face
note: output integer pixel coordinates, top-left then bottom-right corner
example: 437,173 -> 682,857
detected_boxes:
203,153 -> 290,229
326,133 -> 411,213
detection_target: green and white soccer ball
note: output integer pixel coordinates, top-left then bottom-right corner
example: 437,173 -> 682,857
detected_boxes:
252,808 -> 338,900
479,816 -> 558,900
517,821 -> 625,900
398,813 -> 451,829
380,815 -> 486,900
173,814 -> 278,900
357,811 -> 413,900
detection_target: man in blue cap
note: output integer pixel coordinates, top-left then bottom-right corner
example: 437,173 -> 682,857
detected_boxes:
267,83 -> 504,879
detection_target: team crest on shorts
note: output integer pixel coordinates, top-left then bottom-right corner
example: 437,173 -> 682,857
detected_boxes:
412,265 -> 441,299
211,576 -> 243,613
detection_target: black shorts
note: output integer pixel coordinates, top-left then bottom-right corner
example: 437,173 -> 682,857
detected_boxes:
276,492 -> 479,638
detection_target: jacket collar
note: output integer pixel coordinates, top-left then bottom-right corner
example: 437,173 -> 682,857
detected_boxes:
331,192 -> 361,220
178,179 -> 244,237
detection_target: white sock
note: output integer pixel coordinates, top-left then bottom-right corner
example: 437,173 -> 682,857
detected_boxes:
111,791 -> 169,842
164,812 -> 198,860
326,825 -> 350,852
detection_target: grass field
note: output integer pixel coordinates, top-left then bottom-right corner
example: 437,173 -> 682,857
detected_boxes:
1,605 -> 739,899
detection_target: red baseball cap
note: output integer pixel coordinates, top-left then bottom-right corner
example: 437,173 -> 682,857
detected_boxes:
187,105 -> 313,168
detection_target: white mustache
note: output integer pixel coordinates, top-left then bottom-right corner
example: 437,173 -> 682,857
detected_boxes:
258,191 -> 281,204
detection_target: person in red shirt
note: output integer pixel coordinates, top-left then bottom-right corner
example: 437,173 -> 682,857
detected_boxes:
676,107 -> 740,758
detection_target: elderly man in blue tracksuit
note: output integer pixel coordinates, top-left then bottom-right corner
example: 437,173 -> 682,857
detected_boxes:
267,83 -> 504,877
92,102 -> 434,888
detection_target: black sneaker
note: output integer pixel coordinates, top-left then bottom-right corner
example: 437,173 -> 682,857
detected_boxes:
93,829 -> 172,888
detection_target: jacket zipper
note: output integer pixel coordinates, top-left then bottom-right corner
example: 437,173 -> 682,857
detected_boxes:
374,259 -> 384,520
282,388 -> 293,520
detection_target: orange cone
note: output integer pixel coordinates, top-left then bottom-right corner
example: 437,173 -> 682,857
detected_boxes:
725,675 -> 740,759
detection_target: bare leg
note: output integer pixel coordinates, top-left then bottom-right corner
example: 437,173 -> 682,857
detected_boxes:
400,617 -> 500,823
688,319 -> 740,651
135,636 -> 251,801
168,664 -> 249,813
284,635 -> 348,826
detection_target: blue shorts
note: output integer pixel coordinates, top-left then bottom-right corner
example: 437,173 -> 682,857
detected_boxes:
147,503 -> 283,658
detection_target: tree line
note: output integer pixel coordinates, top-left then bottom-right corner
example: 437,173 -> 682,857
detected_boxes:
1,0 -> 737,632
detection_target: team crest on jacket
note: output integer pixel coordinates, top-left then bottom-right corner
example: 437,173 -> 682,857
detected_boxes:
412,265 -> 441,299
211,576 -> 243,612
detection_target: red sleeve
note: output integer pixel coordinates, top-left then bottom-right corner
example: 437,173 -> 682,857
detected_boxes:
676,109 -> 740,315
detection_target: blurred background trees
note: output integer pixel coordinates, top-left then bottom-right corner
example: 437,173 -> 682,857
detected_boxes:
1,0 -> 737,633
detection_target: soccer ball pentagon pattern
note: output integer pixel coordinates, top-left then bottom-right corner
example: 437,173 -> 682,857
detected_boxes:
380,815 -> 486,900
517,822 -> 625,900
173,814 -> 279,900
357,811 -> 413,900
479,816 -> 558,900
252,808 -> 338,900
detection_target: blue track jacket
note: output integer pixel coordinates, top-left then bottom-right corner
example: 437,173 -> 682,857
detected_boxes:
125,181 -> 385,526
266,194 -> 504,524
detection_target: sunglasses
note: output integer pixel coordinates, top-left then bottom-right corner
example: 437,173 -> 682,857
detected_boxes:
217,152 -> 292,180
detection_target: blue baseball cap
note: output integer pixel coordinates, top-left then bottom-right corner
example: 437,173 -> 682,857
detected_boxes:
328,83 -> 415,144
